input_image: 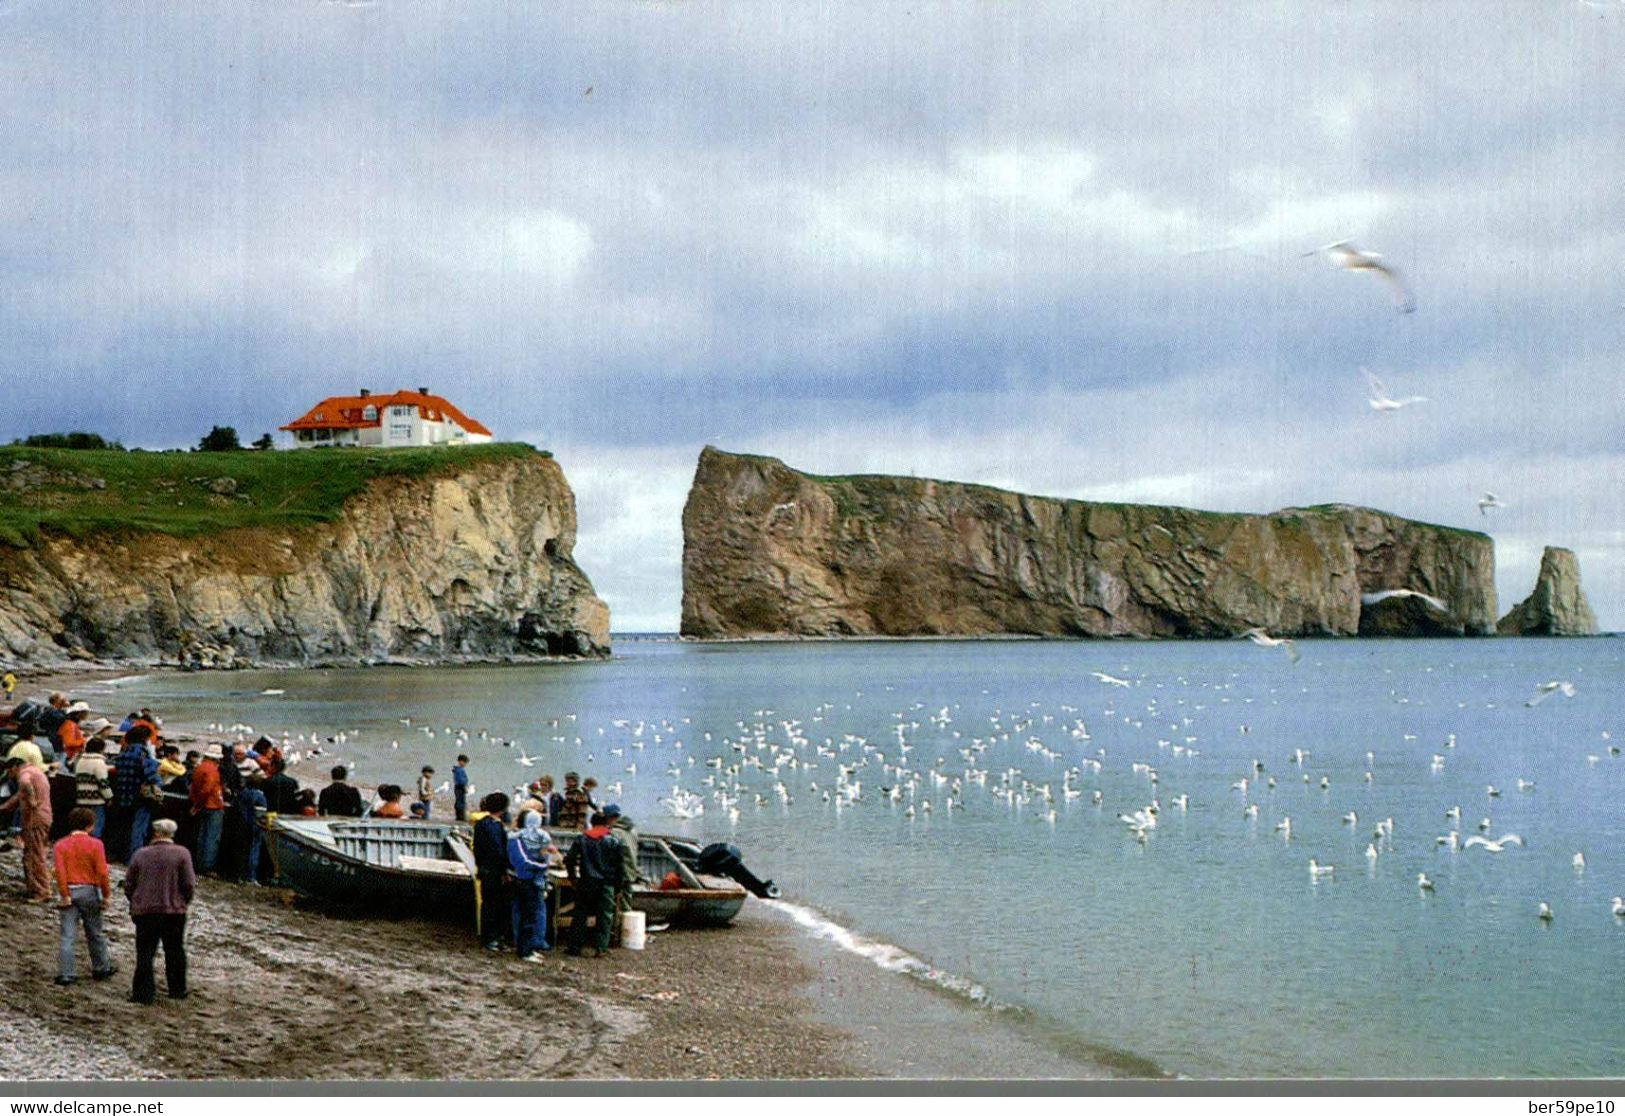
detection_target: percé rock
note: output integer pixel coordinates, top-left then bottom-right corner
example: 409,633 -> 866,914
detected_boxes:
1496,547 -> 1598,636
0,452 -> 610,666
680,447 -> 1497,640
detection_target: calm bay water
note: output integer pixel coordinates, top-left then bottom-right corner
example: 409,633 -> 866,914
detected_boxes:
121,637 -> 1623,1078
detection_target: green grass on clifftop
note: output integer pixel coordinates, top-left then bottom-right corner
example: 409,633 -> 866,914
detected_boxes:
0,442 -> 543,546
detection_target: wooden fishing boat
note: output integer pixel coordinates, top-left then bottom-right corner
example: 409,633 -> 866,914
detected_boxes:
264,816 -> 749,928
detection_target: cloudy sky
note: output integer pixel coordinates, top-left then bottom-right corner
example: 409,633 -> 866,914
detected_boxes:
2,2 -> 1621,630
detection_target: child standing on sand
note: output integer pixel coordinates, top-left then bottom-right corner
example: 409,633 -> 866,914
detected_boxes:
416,766 -> 435,820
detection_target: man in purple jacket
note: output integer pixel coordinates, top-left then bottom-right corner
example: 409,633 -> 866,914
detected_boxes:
122,817 -> 196,1004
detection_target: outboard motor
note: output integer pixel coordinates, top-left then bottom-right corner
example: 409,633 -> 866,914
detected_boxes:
695,841 -> 781,899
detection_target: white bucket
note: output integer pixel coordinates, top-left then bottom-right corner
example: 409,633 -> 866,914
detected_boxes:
620,909 -> 647,950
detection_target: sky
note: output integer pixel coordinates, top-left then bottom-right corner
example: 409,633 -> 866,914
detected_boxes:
1,2 -> 1621,631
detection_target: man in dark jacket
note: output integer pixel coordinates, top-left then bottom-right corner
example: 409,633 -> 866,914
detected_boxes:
564,811 -> 624,957
316,766 -> 364,817
472,793 -> 511,952
261,766 -> 300,815
603,804 -> 641,945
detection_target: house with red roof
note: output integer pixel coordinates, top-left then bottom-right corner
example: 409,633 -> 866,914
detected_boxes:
279,388 -> 494,449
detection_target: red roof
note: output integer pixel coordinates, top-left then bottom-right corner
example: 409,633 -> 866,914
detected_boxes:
280,390 -> 493,437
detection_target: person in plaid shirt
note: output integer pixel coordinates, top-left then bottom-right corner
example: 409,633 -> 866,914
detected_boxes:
108,724 -> 161,863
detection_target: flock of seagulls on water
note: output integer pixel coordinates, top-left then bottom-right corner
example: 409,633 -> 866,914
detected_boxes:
202,649 -> 1623,931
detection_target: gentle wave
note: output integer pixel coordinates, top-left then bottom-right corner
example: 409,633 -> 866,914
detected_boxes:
768,897 -> 1012,1012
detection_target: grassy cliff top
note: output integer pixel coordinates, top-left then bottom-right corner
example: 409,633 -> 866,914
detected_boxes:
0,442 -> 542,546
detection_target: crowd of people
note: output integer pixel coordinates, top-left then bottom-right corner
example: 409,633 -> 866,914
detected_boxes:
3,687 -> 653,1002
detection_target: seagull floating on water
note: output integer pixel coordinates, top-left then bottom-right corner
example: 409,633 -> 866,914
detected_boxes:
1538,901 -> 1554,922
1303,239 -> 1417,313
1308,858 -> 1336,877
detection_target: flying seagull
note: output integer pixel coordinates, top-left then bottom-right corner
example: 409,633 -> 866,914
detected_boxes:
1363,368 -> 1428,412
1240,628 -> 1300,663
1304,239 -> 1417,313
1525,680 -> 1576,707
1361,588 -> 1449,612
1090,671 -> 1132,687
1477,493 -> 1506,516
1463,833 -> 1524,853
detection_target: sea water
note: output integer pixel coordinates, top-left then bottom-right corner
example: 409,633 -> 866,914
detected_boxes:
124,637 -> 1623,1078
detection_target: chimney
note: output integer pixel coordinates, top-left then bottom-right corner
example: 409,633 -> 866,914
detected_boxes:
418,386 -> 429,396
358,388 -> 370,397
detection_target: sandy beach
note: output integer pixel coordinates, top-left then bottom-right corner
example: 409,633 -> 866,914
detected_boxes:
1,664 -> 1135,1083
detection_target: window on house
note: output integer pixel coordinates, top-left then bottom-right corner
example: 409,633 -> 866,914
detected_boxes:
363,405 -> 377,421
389,424 -> 413,440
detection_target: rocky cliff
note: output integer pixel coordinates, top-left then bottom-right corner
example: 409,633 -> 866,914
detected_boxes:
0,451 -> 610,665
1497,546 -> 1598,636
680,447 -> 1497,639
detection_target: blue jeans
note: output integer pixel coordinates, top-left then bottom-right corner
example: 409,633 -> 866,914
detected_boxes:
87,805 -> 106,839
58,885 -> 112,980
128,804 -> 153,858
511,877 -> 547,956
195,810 -> 223,873
454,788 -> 467,821
243,829 -> 262,883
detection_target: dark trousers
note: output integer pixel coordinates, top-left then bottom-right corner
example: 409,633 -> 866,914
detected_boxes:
569,882 -> 615,953
478,873 -> 509,947
131,913 -> 187,1002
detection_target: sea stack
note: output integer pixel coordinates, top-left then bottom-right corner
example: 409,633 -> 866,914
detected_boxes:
1497,546 -> 1598,636
679,447 -> 1497,640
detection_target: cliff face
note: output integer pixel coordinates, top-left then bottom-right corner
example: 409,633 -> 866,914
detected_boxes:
1497,546 -> 1598,636
680,448 -> 1497,639
0,452 -> 610,665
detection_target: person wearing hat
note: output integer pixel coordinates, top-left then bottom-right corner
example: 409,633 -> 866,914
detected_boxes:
55,702 -> 91,765
604,804 -> 643,945
0,754 -> 54,900
188,744 -> 226,874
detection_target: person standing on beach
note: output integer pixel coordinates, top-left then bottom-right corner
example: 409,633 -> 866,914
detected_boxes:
124,817 -> 194,1003
473,793 -> 512,952
109,725 -> 161,863
52,807 -> 116,986
416,766 -> 435,820
453,755 -> 470,822
188,745 -> 226,875
235,777 -> 268,883
564,811 -> 623,957
71,735 -> 113,839
317,766 -> 363,818
556,772 -> 590,830
603,804 -> 642,944
0,754 -> 54,900
507,809 -> 554,962
55,703 -> 90,766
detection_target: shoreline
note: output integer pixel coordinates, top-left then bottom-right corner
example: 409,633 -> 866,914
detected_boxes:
5,663 -> 1139,1082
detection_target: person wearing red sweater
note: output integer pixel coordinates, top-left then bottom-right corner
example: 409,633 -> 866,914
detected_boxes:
188,746 -> 226,874
52,807 -> 116,986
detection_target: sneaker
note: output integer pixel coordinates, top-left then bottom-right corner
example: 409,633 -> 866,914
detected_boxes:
53,975 -> 75,986
521,952 -> 548,965
92,966 -> 119,981
483,943 -> 502,953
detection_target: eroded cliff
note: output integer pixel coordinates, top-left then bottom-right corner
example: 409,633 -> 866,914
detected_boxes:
0,450 -> 610,665
1497,546 -> 1598,636
680,447 -> 1497,639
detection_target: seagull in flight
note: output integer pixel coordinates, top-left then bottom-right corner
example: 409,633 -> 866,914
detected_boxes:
1240,628 -> 1300,663
514,746 -> 537,767
1363,369 -> 1428,412
1477,492 -> 1506,516
1090,671 -> 1132,687
1525,681 -> 1576,707
1361,588 -> 1449,612
1304,239 -> 1417,313
1463,833 -> 1524,853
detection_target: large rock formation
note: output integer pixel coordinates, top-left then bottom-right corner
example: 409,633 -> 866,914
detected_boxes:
1497,546 -> 1598,636
680,447 -> 1497,639
0,451 -> 610,665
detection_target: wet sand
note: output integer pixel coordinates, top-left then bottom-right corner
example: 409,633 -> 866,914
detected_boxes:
2,663 -> 1136,1082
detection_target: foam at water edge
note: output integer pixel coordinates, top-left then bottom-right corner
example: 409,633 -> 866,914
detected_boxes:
768,898 -> 1013,1012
